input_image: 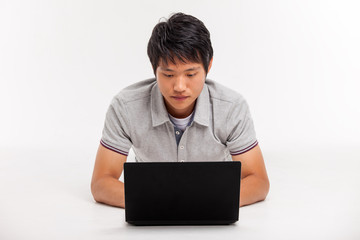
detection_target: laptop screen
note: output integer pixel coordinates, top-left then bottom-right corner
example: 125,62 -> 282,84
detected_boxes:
124,161 -> 241,225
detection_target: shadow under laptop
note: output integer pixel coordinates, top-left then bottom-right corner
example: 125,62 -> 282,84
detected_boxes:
99,223 -> 239,237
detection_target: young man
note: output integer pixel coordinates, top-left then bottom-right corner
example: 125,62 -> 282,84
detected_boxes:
91,13 -> 269,208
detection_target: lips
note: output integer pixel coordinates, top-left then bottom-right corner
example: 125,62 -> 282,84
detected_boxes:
171,96 -> 189,101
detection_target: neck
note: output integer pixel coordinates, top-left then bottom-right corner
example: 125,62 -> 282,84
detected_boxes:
164,100 -> 196,118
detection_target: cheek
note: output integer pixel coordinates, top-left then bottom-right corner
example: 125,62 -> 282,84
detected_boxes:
191,78 -> 205,94
156,78 -> 170,94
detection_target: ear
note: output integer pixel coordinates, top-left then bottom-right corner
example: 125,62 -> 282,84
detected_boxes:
207,58 -> 213,73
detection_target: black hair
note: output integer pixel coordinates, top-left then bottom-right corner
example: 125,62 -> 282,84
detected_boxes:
147,12 -> 213,75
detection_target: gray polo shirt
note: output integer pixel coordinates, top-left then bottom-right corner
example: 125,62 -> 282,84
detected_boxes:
100,78 -> 258,162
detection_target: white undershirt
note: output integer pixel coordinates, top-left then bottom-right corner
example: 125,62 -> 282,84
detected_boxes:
168,112 -> 194,131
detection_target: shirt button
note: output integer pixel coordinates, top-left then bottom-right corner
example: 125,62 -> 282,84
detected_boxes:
179,145 -> 184,149
176,131 -> 180,135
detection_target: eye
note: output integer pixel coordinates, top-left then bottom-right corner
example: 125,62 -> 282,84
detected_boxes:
187,73 -> 197,77
163,73 -> 173,78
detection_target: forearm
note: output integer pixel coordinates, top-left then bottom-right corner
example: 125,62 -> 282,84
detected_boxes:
239,174 -> 269,207
91,176 -> 125,208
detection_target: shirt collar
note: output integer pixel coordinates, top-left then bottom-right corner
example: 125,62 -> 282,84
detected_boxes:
151,82 -> 210,127
192,84 -> 209,127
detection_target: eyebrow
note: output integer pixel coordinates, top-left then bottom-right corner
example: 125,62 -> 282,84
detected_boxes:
159,67 -> 200,72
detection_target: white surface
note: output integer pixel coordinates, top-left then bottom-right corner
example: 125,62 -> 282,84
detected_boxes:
1,0 -> 360,239
0,147 -> 359,240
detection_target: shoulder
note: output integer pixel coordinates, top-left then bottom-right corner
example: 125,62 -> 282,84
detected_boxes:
111,78 -> 156,106
205,79 -> 248,108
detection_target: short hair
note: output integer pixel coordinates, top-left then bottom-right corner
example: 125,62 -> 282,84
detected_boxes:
147,13 -> 213,75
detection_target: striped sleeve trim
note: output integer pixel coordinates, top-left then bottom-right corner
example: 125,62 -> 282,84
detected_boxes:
100,139 -> 129,156
230,140 -> 258,156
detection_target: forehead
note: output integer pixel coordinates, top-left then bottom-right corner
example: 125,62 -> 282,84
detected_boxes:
158,58 -> 203,71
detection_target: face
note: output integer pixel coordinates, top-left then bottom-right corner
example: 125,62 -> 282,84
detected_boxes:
156,58 -> 212,118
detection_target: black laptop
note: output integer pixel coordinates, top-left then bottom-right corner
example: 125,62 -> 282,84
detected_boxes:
124,161 -> 241,225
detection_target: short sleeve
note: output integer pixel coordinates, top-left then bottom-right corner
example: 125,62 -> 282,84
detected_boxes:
100,97 -> 132,156
226,98 -> 258,155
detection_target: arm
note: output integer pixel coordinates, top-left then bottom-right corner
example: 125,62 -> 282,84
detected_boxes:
232,144 -> 270,207
91,144 -> 127,208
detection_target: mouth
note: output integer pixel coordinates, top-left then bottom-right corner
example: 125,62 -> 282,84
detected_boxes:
171,96 -> 189,101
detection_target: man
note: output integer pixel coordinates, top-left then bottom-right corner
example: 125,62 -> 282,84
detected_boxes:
91,13 -> 269,208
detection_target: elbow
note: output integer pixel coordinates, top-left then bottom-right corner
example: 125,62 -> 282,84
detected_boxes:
261,177 -> 270,201
91,180 -> 102,203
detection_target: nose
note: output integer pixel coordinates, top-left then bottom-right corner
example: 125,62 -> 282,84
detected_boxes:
173,76 -> 186,93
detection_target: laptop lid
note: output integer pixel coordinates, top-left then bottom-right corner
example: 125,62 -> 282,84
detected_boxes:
124,161 -> 241,225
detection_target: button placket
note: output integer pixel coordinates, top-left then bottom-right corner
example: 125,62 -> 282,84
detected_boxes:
177,131 -> 187,162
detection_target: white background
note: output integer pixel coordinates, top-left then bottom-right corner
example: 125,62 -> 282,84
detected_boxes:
1,0 -> 360,239
1,0 -> 360,151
